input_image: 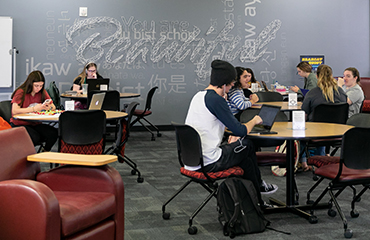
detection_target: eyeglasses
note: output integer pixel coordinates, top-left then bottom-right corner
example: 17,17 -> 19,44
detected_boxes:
87,69 -> 96,73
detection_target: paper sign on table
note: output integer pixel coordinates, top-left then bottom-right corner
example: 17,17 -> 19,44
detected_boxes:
65,100 -> 75,111
288,93 -> 298,106
293,110 -> 305,130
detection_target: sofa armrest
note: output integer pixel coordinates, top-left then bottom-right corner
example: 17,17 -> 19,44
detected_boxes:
0,179 -> 61,240
37,165 -> 124,239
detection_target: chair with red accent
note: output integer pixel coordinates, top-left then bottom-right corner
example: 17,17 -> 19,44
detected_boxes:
306,113 -> 370,204
0,127 -> 124,240
309,127 -> 370,239
162,123 -> 244,235
105,102 -> 143,183
130,86 -> 161,141
58,110 -> 106,154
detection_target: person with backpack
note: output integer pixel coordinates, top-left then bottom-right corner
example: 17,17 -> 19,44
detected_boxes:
185,60 -> 278,207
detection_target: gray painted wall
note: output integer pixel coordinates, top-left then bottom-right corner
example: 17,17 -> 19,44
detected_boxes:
1,0 -> 369,124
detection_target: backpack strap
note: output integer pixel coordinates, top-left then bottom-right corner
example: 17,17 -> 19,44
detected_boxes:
222,178 -> 242,235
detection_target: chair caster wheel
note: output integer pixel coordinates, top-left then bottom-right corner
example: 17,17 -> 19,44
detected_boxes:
350,210 -> 359,218
162,212 -> 170,220
313,175 -> 319,181
157,133 -> 162,137
131,169 -> 136,175
308,215 -> 318,224
328,209 -> 337,217
344,229 -> 353,238
306,199 -> 314,205
137,177 -> 144,183
188,226 -> 198,235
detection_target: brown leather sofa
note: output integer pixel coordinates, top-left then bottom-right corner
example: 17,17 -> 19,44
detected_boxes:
360,77 -> 370,113
0,127 -> 124,240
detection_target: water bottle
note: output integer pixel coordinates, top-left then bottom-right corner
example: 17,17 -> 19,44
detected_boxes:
274,81 -> 279,91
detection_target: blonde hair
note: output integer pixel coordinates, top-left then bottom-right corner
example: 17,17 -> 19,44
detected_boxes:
316,64 -> 338,103
73,63 -> 99,85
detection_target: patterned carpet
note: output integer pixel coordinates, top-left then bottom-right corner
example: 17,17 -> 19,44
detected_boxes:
47,130 -> 370,239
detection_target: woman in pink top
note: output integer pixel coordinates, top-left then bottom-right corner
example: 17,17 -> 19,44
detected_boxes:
10,70 -> 58,151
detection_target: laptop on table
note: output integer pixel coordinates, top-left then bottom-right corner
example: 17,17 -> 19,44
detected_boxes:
249,104 -> 281,134
86,78 -> 110,93
88,92 -> 106,110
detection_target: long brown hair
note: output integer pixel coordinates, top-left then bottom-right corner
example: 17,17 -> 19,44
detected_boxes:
73,62 -> 100,85
316,64 -> 338,102
11,70 -> 47,106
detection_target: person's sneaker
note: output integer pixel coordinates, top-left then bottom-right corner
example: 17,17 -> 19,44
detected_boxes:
260,180 -> 278,195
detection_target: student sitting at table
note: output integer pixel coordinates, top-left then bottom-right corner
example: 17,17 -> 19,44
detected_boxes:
300,64 -> 347,171
290,61 -> 318,97
185,60 -> 278,208
72,62 -> 103,109
228,67 -> 259,120
337,67 -> 364,118
10,70 -> 58,151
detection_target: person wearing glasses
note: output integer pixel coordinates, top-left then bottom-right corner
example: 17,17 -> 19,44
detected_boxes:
290,61 -> 318,97
71,62 -> 103,109
10,70 -> 58,151
72,62 -> 103,94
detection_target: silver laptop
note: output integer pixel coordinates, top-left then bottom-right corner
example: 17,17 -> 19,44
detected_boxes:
250,104 -> 281,134
88,92 -> 106,110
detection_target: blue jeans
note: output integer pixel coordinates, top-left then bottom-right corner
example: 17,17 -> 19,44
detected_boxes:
299,141 -> 325,163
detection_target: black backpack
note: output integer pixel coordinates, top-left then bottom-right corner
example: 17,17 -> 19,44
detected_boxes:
217,177 -> 269,238
46,81 -> 63,110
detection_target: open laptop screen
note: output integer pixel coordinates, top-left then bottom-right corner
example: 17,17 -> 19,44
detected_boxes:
86,78 -> 110,93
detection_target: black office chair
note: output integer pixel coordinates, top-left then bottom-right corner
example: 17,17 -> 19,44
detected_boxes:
88,90 -> 120,139
162,123 -> 244,235
131,86 -> 161,141
58,110 -> 106,154
256,92 -> 283,102
307,113 -> 370,203
105,102 -> 144,183
303,102 -> 349,159
0,100 -> 45,152
309,127 -> 370,238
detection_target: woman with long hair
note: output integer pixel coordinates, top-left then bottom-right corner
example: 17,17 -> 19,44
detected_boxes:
228,67 -> 259,120
290,61 -> 318,96
337,67 -> 364,118
72,62 -> 103,94
300,64 -> 347,171
10,70 -> 58,151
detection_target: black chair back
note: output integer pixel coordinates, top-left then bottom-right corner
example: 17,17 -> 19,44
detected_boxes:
173,123 -> 203,168
256,92 -> 283,102
0,100 -> 12,123
144,86 -> 158,112
115,102 -> 139,148
88,90 -> 120,111
341,127 -> 370,170
346,113 -> 370,127
312,103 -> 349,124
59,110 -> 106,145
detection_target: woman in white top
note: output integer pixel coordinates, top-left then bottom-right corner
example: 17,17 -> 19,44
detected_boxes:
337,67 -> 364,118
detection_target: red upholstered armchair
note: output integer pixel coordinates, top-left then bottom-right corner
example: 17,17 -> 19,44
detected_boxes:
0,127 -> 124,240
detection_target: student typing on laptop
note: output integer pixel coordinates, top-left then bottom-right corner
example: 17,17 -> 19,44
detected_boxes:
71,62 -> 104,109
185,60 -> 278,209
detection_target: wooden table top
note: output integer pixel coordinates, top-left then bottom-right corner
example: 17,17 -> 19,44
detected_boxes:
27,152 -> 117,166
60,92 -> 140,99
13,110 -> 127,122
248,122 -> 353,141
251,101 -> 302,111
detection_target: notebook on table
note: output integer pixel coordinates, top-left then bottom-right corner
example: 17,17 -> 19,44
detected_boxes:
88,92 -> 106,110
249,104 -> 281,134
86,78 -> 110,93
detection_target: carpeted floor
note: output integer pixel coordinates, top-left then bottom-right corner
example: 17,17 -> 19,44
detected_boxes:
46,130 -> 370,240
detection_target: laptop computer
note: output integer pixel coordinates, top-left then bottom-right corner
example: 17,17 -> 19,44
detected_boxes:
261,81 -> 270,92
249,104 -> 281,134
86,78 -> 110,93
88,92 -> 106,110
